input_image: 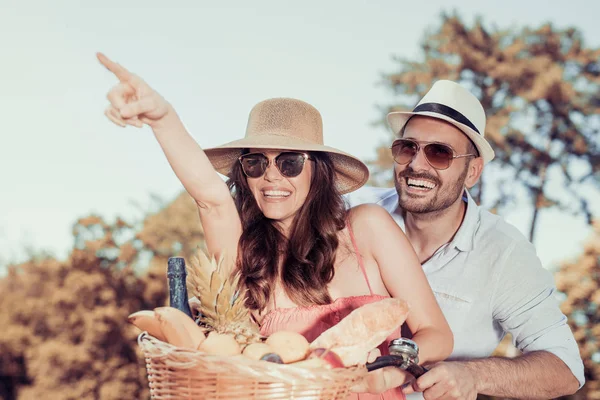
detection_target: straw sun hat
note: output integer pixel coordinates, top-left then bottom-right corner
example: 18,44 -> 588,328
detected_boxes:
204,98 -> 369,194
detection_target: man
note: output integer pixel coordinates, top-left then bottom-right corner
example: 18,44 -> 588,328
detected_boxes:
346,80 -> 584,399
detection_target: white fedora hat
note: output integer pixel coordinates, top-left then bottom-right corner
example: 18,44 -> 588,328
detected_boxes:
387,80 -> 495,164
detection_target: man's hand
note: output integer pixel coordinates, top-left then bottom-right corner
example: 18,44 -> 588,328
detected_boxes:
404,361 -> 477,400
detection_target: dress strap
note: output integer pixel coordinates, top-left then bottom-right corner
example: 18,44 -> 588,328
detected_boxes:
346,220 -> 374,295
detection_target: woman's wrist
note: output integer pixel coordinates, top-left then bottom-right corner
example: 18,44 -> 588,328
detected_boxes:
151,104 -> 182,134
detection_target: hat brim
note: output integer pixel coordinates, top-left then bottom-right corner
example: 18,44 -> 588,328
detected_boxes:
387,111 -> 495,164
204,134 -> 370,194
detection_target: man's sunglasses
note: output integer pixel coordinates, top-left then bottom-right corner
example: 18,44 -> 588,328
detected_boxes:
391,138 -> 476,170
238,151 -> 312,178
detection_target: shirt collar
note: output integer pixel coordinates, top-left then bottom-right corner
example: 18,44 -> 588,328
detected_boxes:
378,188 -> 400,214
450,189 -> 480,252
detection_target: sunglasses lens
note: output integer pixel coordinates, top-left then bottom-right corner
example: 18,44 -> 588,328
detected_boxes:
239,152 -> 308,178
276,152 -> 306,177
424,143 -> 453,170
240,154 -> 268,178
392,140 -> 418,164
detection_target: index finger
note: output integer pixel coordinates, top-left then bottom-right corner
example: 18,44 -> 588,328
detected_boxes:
97,52 -> 133,82
410,368 -> 437,392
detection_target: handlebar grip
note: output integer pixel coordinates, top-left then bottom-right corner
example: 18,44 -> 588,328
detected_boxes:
365,355 -> 429,379
366,355 -> 405,371
405,363 -> 428,379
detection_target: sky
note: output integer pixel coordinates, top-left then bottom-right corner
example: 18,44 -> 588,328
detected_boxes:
1,0 -> 598,270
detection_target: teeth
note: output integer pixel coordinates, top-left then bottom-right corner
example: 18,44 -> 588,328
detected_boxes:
264,190 -> 291,197
407,178 -> 436,189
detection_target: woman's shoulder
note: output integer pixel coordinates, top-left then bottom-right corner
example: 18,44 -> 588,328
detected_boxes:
348,203 -> 394,224
347,203 -> 400,237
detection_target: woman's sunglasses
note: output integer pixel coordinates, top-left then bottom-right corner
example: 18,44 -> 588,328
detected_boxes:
238,151 -> 312,178
391,138 -> 476,170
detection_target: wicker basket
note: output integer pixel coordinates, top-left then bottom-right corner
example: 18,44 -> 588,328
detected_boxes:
138,332 -> 368,399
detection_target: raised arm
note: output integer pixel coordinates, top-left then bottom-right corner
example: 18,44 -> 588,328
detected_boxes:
98,53 -> 241,258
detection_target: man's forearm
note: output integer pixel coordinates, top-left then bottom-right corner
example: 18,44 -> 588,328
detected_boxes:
464,351 -> 580,399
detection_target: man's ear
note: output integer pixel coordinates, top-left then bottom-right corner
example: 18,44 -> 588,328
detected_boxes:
464,157 -> 484,188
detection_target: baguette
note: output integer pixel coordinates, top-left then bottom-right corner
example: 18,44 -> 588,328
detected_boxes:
309,298 -> 409,367
128,310 -> 167,342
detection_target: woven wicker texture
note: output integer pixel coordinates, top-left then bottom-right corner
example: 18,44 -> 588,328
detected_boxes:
138,333 -> 367,399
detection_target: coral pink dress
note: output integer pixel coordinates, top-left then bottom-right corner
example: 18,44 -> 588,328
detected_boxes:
259,224 -> 406,400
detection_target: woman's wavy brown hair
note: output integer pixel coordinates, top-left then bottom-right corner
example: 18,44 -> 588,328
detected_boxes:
226,151 -> 347,312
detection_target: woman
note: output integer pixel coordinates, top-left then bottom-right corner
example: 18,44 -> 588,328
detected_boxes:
98,53 -> 452,398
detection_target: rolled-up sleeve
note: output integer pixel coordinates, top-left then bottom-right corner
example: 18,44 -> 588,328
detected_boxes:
491,241 -> 585,387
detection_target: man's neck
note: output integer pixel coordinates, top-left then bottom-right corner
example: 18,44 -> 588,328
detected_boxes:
402,196 -> 467,264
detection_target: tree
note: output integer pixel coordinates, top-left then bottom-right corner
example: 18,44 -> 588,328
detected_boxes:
0,232 -> 156,399
371,12 -> 600,243
0,192 -> 204,399
554,220 -> 600,399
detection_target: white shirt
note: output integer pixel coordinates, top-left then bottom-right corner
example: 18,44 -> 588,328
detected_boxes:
345,186 -> 585,395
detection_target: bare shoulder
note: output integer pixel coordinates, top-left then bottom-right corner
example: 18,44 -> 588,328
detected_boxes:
347,204 -> 416,275
347,203 -> 403,237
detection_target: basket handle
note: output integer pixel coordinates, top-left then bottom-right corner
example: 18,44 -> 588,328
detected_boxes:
365,355 -> 428,378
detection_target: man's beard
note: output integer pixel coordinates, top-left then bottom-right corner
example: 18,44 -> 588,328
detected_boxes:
395,164 -> 468,214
